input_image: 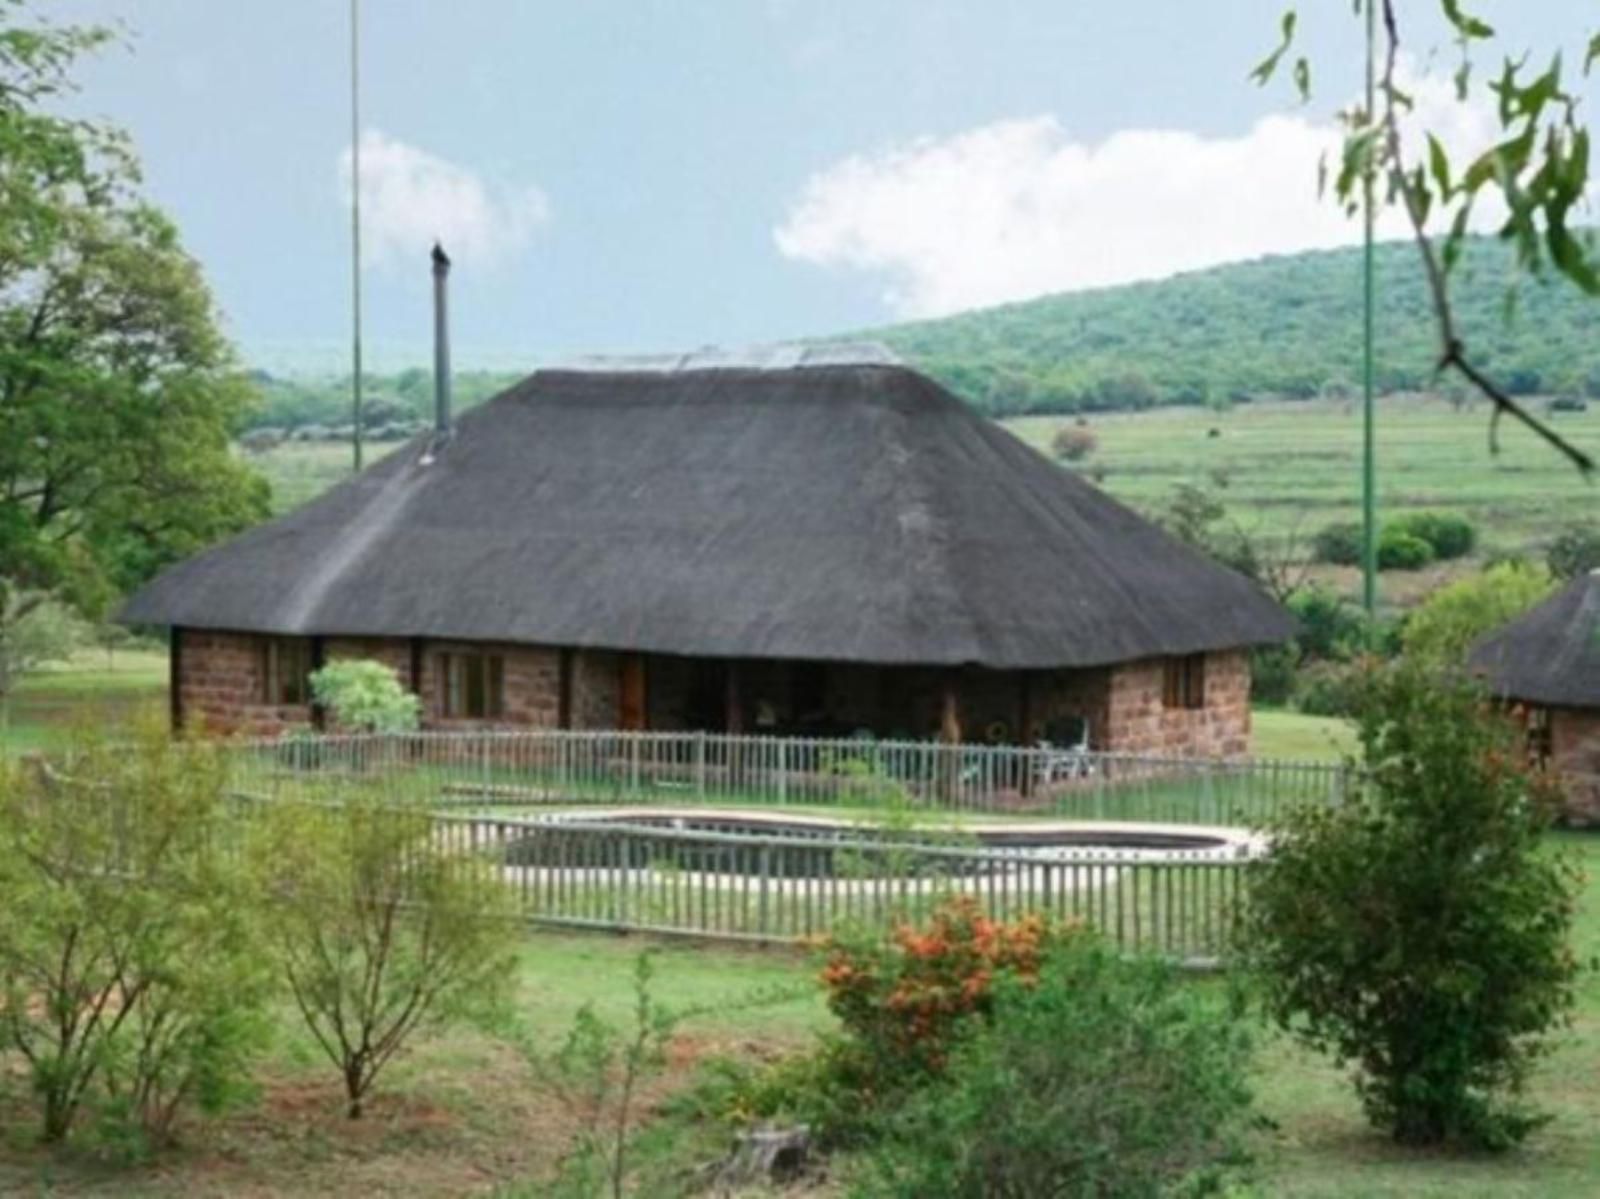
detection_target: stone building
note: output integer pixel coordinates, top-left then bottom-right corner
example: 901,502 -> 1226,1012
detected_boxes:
1470,570 -> 1600,824
121,345 -> 1292,754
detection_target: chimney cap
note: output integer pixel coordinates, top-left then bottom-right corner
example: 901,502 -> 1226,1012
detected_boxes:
431,241 -> 451,270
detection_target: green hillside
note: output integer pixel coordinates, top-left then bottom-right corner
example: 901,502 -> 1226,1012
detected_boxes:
875,236 -> 1600,416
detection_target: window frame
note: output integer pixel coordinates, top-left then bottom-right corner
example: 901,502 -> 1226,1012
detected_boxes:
1161,653 -> 1207,711
261,637 -> 312,706
438,650 -> 506,719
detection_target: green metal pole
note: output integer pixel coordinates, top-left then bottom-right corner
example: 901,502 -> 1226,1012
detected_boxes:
350,0 -> 364,474
1361,0 -> 1378,628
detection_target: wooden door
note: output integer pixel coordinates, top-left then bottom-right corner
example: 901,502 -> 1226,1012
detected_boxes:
619,654 -> 647,731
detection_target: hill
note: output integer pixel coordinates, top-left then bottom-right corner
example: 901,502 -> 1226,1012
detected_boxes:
873,235 -> 1600,416
245,235 -> 1600,433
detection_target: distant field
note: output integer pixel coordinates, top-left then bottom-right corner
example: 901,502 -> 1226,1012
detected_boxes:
1007,392 -> 1599,564
248,393 -> 1598,611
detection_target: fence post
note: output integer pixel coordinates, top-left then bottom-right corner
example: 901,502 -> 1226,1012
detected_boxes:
777,738 -> 788,807
758,845 -> 771,937
695,732 -> 707,803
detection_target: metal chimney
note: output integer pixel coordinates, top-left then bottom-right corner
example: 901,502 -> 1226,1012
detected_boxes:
431,242 -> 453,439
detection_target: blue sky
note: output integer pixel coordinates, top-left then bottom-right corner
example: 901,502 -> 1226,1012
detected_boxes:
54,1 -> 1593,370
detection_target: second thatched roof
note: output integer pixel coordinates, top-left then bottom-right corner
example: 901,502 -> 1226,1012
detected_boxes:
1469,571 -> 1600,708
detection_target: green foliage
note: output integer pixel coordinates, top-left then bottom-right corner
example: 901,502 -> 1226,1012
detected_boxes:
1403,561 -> 1555,666
855,939 -> 1253,1198
1311,520 -> 1364,567
308,659 -> 421,733
540,953 -> 676,1199
1287,585 -> 1365,662
0,723 -> 273,1146
254,791 -> 520,1118
1546,523 -> 1600,580
1387,511 -> 1477,561
1250,644 -> 1297,706
0,1 -> 269,614
1376,528 -> 1436,571
873,237 -> 1600,418
1291,658 -> 1364,718
1239,664 -> 1580,1149
0,590 -> 83,705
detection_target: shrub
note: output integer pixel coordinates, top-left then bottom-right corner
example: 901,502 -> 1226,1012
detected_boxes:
1388,511 -> 1476,561
819,895 -> 1053,1081
1050,425 -> 1097,461
0,724 -> 273,1146
1403,562 -> 1555,667
256,792 -> 520,1117
858,938 -> 1253,1197
308,659 -> 421,733
1546,523 -> 1600,580
1287,584 -> 1365,661
1376,528 -> 1435,571
1239,664 -> 1579,1149
1292,657 -> 1364,717
1311,520 -> 1364,566
1249,644 -> 1297,706
1549,395 -> 1588,413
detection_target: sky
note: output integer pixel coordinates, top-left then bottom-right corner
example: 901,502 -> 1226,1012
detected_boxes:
50,0 -> 1597,371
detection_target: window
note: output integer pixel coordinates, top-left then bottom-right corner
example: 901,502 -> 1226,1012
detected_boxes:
1527,706 -> 1554,767
261,638 -> 311,706
1162,654 -> 1206,710
438,651 -> 505,719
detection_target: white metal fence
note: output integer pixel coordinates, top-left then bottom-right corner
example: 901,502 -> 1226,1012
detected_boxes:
223,729 -> 1348,828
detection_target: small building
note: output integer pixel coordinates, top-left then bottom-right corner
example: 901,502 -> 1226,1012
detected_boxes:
1470,569 -> 1600,823
121,344 -> 1292,754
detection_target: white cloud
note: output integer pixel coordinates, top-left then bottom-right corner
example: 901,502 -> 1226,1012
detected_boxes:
774,69 -> 1503,318
339,129 -> 550,270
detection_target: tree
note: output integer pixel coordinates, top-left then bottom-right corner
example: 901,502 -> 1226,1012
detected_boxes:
0,725 -> 273,1145
0,3 -> 269,657
1403,561 -> 1554,666
1255,2 -> 1600,475
0,589 -> 78,723
1239,664 -> 1579,1148
257,792 -> 520,1118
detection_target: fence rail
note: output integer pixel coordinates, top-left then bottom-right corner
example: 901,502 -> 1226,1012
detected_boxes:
223,729 -> 1348,829
210,729 -> 1345,960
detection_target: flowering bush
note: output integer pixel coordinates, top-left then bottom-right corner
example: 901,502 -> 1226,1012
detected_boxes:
820,895 -> 1058,1078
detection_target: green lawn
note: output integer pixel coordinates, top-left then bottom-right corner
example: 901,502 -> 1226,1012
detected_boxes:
1252,709 -> 1356,762
1,648 -> 167,754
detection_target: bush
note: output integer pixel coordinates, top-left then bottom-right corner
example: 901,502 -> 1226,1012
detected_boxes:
1403,562 -> 1555,667
256,792 -> 521,1117
1292,658 -> 1363,717
1311,520 -> 1363,566
1377,528 -> 1435,571
820,896 -> 1052,1081
1546,523 -> 1600,580
1050,425 -> 1098,461
1250,644 -> 1297,706
1239,664 -> 1579,1149
0,724 -> 273,1147
308,659 -> 421,733
858,938 -> 1253,1197
1287,584 -> 1365,661
1388,511 -> 1476,561
1549,395 -> 1588,413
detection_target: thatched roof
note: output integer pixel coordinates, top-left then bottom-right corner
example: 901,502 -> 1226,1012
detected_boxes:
1469,571 -> 1600,708
121,355 -> 1293,669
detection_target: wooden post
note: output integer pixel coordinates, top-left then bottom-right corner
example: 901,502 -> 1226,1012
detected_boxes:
940,673 -> 962,802
557,647 -> 574,730
1017,672 -> 1034,796
309,636 -> 327,731
169,627 -> 185,734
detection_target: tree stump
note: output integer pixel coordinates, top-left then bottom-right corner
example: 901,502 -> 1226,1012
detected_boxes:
714,1124 -> 811,1189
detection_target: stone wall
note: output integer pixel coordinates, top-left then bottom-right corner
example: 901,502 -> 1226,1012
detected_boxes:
1099,651 -> 1251,758
174,630 -> 1254,757
1548,707 -> 1600,826
174,629 -> 311,737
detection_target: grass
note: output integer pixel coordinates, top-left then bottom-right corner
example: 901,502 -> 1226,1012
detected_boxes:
1252,709 -> 1356,761
1008,393 -> 1599,613
1,648 -> 167,754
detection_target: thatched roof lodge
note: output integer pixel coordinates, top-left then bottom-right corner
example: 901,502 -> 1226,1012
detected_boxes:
1470,570 -> 1600,822
123,344 -> 1292,755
